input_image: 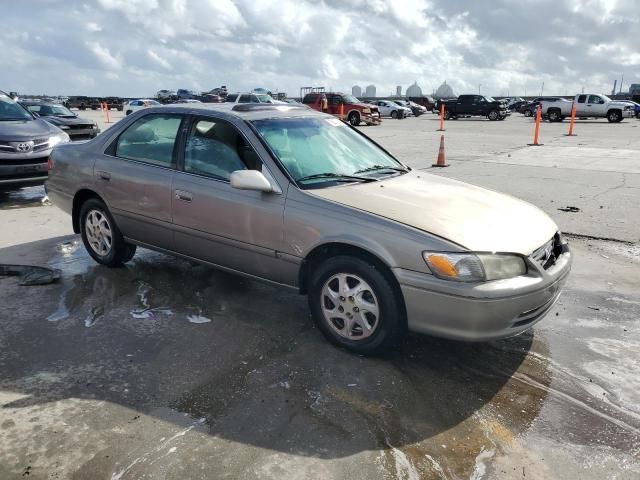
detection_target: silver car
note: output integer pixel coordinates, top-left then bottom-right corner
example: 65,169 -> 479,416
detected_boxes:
46,103 -> 571,354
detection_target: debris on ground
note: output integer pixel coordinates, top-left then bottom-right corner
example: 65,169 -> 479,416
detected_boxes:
558,206 -> 581,213
0,264 -> 61,285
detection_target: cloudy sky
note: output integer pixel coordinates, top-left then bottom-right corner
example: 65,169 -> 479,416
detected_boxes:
2,0 -> 639,98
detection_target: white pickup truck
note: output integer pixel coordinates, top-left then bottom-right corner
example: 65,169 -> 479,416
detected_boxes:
541,94 -> 635,123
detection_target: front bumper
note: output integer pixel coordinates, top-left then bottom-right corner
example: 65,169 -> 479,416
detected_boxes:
622,110 -> 635,118
363,112 -> 381,125
65,126 -> 100,141
0,152 -> 50,187
395,247 -> 572,341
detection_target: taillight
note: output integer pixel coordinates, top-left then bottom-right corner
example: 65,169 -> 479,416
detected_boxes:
47,156 -> 54,171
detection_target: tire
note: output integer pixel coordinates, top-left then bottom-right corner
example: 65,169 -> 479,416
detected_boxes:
79,198 -> 136,267
548,109 -> 562,122
443,110 -> 451,120
348,111 -> 360,126
126,110 -> 132,116
390,110 -> 398,119
488,110 -> 499,121
80,104 -> 86,110
607,109 -> 621,123
524,109 -> 533,117
117,106 -> 123,111
308,255 -> 406,355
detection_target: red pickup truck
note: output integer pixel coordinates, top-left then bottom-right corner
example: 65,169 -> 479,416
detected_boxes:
302,92 -> 381,126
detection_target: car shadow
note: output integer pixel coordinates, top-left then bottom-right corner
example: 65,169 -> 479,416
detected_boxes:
0,186 -> 47,210
0,235 -> 549,471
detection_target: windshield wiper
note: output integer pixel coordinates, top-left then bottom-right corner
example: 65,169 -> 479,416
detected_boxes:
354,164 -> 408,174
296,172 -> 377,184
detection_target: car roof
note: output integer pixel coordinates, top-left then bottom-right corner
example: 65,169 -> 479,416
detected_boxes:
141,103 -> 324,121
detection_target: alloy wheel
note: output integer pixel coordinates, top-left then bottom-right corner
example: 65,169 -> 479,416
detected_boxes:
320,273 -> 379,340
85,209 -> 113,257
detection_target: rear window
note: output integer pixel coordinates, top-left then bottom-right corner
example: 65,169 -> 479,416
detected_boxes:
302,94 -> 318,104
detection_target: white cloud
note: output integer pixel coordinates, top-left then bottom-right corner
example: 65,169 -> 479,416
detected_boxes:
86,41 -> 122,70
147,49 -> 171,69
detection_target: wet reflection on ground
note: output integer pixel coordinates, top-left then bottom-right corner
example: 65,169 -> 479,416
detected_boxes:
0,186 -> 47,210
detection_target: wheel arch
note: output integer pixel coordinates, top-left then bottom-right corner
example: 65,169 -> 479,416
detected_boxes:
298,241 -> 401,298
72,189 -> 106,233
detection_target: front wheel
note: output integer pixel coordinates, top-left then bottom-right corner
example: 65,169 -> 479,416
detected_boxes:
308,256 -> 406,355
443,110 -> 451,120
524,109 -> 533,117
79,198 -> 136,267
390,110 -> 398,119
348,111 -> 360,126
487,110 -> 499,121
607,109 -> 622,123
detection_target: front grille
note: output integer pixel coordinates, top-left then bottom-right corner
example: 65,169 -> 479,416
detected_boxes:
531,233 -> 564,270
0,137 -> 51,153
67,124 -> 93,130
0,157 -> 48,166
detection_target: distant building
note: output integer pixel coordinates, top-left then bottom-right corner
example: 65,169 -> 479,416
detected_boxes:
629,84 -> 640,96
365,84 -> 376,97
396,85 -> 402,96
352,85 -> 362,97
435,81 -> 455,99
406,81 -> 422,97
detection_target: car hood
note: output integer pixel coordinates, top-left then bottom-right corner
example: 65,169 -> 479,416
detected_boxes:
44,115 -> 91,126
310,172 -> 557,255
0,118 -> 62,141
610,101 -> 635,108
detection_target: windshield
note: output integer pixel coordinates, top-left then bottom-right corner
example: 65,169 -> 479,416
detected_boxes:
341,95 -> 360,104
252,117 -> 404,188
30,104 -> 75,116
484,96 -> 496,102
256,94 -> 273,103
600,94 -> 612,103
0,95 -> 33,121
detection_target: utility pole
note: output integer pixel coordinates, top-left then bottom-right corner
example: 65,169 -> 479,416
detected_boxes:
478,84 -> 482,95
540,82 -> 544,96
619,74 -> 624,94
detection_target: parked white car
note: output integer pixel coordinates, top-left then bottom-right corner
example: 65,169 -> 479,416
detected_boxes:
225,92 -> 284,104
542,94 -> 635,123
373,100 -> 411,118
124,99 -> 161,116
156,90 -> 175,100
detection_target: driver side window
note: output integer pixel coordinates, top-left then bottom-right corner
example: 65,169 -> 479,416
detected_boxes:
183,118 -> 261,182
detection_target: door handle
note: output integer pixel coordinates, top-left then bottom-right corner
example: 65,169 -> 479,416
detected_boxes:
97,171 -> 111,181
175,190 -> 193,202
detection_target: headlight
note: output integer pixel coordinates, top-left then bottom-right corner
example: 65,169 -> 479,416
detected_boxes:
49,131 -> 70,147
423,252 -> 527,282
362,108 -> 370,113
58,125 -> 70,130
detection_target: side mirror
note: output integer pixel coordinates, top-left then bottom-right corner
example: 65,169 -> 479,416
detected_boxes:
230,170 -> 274,193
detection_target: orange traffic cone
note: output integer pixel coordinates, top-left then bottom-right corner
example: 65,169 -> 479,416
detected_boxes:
432,135 -> 449,167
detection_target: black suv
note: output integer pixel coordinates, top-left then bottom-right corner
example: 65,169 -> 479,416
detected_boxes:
441,95 -> 509,120
20,101 -> 100,141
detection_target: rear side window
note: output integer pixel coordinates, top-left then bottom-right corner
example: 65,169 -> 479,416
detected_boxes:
225,94 -> 238,102
116,114 -> 182,167
577,95 -> 587,103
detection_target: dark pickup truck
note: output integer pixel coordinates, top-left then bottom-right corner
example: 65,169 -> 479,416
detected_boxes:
440,95 -> 509,121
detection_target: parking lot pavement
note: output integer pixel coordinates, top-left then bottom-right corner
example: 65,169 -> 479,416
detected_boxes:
0,231 -> 638,479
1,110 -> 639,479
363,114 -> 640,243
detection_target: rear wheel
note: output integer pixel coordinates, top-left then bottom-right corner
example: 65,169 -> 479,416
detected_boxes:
607,109 -> 622,123
79,198 -> 136,267
548,109 -> 562,122
348,111 -> 360,126
308,256 -> 406,355
443,110 -> 451,120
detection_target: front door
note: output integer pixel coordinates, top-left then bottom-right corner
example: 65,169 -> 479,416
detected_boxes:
94,113 -> 183,250
586,94 -> 606,116
171,116 -> 289,283
575,95 -> 589,116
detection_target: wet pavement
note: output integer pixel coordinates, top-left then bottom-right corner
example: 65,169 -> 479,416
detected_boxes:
0,231 -> 638,479
1,113 -> 639,479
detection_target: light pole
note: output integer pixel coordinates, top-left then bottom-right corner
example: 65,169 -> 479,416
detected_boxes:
478,84 -> 482,95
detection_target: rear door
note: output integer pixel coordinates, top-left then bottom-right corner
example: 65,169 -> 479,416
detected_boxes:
171,115 -> 289,282
456,96 -> 472,114
95,113 -> 184,250
575,95 -> 588,116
